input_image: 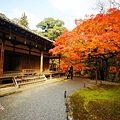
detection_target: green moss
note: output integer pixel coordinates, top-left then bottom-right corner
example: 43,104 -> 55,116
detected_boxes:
70,84 -> 120,120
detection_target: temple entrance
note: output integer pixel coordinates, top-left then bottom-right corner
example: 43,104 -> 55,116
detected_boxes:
3,51 -> 21,73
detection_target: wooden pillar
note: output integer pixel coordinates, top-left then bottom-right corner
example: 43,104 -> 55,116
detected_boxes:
13,36 -> 16,51
58,54 -> 61,71
29,42 -> 31,69
0,34 -> 5,76
40,51 -> 43,74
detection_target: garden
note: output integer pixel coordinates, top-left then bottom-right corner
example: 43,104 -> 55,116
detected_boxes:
70,84 -> 120,120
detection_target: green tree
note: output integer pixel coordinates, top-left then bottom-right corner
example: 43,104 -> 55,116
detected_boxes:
19,12 -> 29,28
36,17 -> 67,40
12,12 -> 29,28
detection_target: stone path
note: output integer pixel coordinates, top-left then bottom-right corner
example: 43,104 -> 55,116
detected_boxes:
0,77 -> 96,120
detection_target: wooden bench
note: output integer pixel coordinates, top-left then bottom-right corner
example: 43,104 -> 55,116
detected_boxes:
22,69 -> 38,76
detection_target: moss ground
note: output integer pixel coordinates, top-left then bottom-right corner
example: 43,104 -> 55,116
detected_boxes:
70,84 -> 120,120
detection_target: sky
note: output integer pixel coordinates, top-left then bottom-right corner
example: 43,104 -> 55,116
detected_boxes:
0,0 -> 101,30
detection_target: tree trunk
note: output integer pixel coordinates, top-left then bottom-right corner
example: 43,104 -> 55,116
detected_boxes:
104,59 -> 109,81
115,61 -> 120,82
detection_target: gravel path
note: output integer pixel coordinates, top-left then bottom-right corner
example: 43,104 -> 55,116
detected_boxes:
0,77 -> 96,120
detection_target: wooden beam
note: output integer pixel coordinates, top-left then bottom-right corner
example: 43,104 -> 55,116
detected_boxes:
59,54 -> 61,71
0,34 -> 5,76
40,51 -> 43,73
13,36 -> 16,51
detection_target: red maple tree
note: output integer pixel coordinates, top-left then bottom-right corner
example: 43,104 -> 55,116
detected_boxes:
50,8 -> 120,81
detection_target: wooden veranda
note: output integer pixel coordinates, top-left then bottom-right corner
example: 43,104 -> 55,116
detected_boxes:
0,15 -> 61,87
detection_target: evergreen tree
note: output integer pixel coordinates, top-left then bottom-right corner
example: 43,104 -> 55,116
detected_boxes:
19,12 -> 29,28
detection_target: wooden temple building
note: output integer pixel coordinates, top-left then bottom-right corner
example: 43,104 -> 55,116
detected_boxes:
0,15 -> 60,87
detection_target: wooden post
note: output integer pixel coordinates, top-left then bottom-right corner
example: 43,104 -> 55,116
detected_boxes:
40,51 -> 43,74
28,42 -> 32,68
29,42 -> 31,55
0,34 -> 5,76
84,83 -> 86,88
13,36 -> 16,51
58,54 -> 61,71
64,91 -> 67,98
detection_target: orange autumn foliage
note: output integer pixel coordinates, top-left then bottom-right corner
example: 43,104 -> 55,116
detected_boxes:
74,8 -> 120,57
109,66 -> 117,73
49,8 -> 120,70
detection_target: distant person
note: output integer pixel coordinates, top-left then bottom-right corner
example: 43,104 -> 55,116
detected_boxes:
67,66 -> 73,79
